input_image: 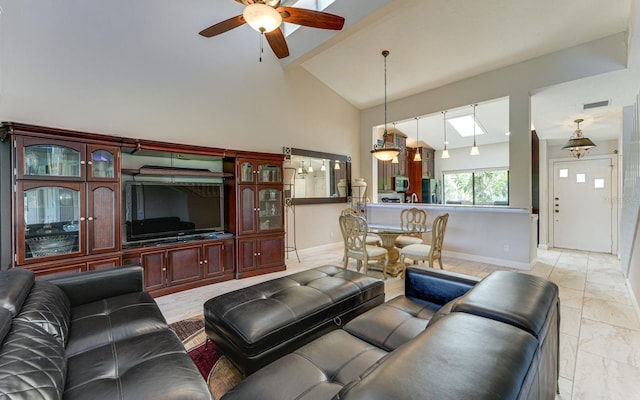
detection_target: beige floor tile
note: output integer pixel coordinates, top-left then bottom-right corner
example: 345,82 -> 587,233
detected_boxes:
560,333 -> 578,379
559,286 -> 584,310
579,318 -> 640,367
582,297 -> 640,330
556,377 -> 573,400
528,261 -> 554,279
584,281 -> 632,306
561,305 -> 582,337
573,351 -> 640,400
549,269 -> 587,291
586,269 -> 627,287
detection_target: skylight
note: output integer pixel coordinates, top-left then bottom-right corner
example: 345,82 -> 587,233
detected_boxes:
283,0 -> 337,36
448,115 -> 486,138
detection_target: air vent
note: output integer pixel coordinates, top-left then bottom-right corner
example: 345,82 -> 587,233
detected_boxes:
583,100 -> 610,110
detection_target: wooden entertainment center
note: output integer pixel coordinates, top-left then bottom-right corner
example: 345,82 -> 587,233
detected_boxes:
0,122 -> 286,296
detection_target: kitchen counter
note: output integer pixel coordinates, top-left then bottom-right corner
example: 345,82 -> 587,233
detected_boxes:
365,203 -> 537,269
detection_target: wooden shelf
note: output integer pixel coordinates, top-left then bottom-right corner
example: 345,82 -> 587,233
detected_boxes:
122,167 -> 233,178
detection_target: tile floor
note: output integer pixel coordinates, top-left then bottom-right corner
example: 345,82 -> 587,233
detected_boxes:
157,244 -> 640,400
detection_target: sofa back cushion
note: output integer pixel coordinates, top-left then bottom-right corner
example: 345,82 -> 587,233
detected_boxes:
336,312 -> 538,400
15,280 -> 71,347
0,320 -> 66,400
452,271 -> 559,338
0,269 -> 34,317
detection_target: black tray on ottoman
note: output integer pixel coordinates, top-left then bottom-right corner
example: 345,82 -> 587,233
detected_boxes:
204,265 -> 385,375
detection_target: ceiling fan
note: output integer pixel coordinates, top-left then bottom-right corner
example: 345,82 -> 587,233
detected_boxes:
199,0 -> 345,59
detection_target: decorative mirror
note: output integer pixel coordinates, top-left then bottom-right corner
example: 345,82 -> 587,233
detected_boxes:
283,147 -> 351,205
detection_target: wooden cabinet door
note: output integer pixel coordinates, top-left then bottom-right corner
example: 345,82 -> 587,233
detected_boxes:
237,238 -> 257,272
141,250 -> 166,292
33,263 -> 87,280
257,235 -> 284,269
167,245 -> 202,286
87,182 -> 120,254
238,185 -> 257,235
87,144 -> 120,182
17,137 -> 86,180
87,256 -> 121,271
203,240 -> 235,277
17,181 -> 86,264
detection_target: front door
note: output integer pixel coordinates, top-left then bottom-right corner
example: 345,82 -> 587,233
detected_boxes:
552,157 -> 614,253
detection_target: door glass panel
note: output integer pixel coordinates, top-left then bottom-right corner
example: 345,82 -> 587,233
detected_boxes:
559,168 -> 569,178
576,173 -> 586,183
240,162 -> 253,182
258,164 -> 281,183
594,178 -> 605,189
258,188 -> 282,230
24,187 -> 80,259
91,149 -> 115,178
24,144 -> 81,177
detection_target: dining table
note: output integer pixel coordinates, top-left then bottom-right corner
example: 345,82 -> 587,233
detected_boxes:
368,224 -> 432,278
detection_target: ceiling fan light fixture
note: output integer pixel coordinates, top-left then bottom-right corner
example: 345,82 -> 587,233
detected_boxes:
562,118 -> 596,159
243,3 -> 282,33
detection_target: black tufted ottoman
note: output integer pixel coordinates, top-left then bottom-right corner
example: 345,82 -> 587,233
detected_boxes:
204,265 -> 385,375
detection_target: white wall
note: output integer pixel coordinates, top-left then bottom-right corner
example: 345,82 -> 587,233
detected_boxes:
0,6 -> 361,251
435,141 -> 509,177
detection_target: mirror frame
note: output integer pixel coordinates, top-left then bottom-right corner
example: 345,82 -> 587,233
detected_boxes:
284,147 -> 351,205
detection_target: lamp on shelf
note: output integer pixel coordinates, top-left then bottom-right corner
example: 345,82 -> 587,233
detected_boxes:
562,118 -> 596,159
371,50 -> 400,161
414,117 -> 422,162
441,110 -> 450,159
470,104 -> 480,156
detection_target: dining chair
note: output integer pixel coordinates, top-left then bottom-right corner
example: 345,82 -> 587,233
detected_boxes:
341,208 -> 381,246
395,208 -> 428,248
398,213 -> 449,276
339,214 -> 388,276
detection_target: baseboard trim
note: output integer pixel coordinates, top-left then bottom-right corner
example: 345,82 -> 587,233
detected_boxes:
538,243 -> 549,250
443,250 -> 532,270
626,279 -> 640,322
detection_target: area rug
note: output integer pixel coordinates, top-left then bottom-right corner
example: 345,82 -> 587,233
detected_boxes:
169,316 -> 243,399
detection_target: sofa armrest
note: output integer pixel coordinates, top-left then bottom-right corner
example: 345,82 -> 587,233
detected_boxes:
404,267 -> 479,306
47,266 -> 144,307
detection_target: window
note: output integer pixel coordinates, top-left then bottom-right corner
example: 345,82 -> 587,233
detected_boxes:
443,169 -> 509,206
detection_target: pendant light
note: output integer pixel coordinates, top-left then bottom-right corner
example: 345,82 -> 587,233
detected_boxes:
334,160 -> 340,170
413,117 -> 422,162
441,111 -> 450,159
371,50 -> 400,161
470,104 -> 480,156
562,118 -> 596,159
321,160 -> 326,171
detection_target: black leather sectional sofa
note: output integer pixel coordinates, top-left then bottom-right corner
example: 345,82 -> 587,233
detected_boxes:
222,267 -> 560,400
0,266 -> 211,400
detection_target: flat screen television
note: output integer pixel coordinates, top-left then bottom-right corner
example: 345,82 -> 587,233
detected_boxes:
124,181 -> 224,242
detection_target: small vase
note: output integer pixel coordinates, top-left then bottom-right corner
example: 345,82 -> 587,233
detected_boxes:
337,179 -> 348,197
352,178 -> 367,203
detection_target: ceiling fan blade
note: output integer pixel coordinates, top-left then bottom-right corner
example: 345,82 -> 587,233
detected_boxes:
265,28 -> 290,59
235,0 -> 254,4
199,15 -> 246,37
278,7 -> 345,30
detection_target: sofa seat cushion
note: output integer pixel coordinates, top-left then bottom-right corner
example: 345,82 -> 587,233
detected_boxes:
0,320 -> 66,400
222,329 -> 388,400
15,280 -> 71,346
205,265 -> 384,374
66,291 -> 168,357
337,312 -> 539,400
343,295 -> 439,351
63,329 -> 210,400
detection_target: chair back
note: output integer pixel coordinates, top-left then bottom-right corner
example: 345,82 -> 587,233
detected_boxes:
431,213 -> 450,256
399,208 -> 428,234
339,214 -> 368,254
341,208 -> 364,217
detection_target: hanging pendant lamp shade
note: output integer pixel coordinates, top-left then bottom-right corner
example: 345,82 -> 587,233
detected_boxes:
441,110 -> 450,159
371,50 -> 400,161
562,119 -> 596,159
470,104 -> 480,156
413,117 -> 422,162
